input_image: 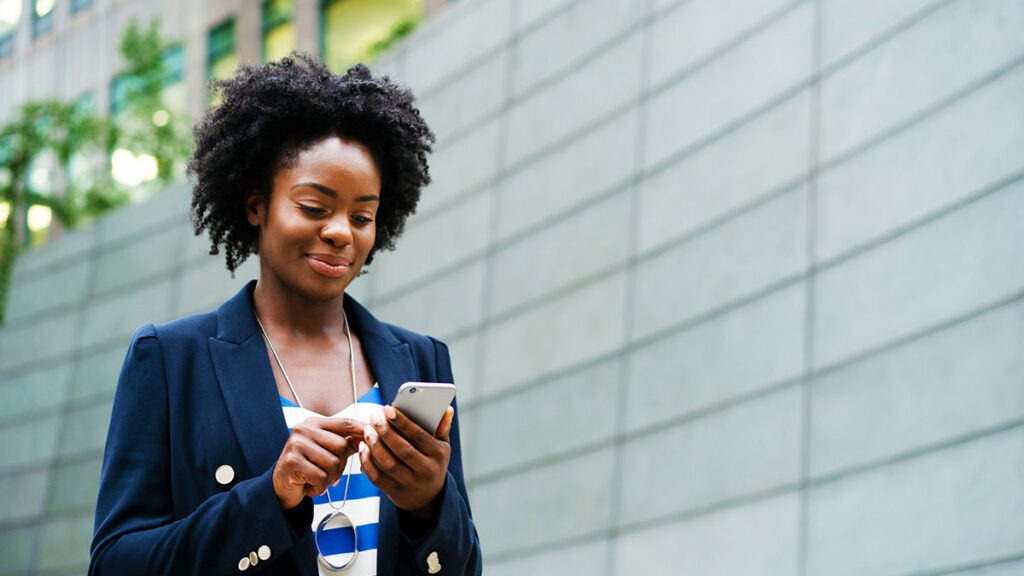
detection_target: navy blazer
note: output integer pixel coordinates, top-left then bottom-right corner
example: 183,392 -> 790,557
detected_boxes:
90,282 -> 482,575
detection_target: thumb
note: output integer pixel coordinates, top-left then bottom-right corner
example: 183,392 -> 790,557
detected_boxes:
434,406 -> 454,440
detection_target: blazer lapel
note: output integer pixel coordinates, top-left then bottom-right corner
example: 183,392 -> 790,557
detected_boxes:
208,282 -> 290,477
344,294 -> 418,404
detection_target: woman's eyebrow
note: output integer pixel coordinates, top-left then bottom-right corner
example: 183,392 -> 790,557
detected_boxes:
291,181 -> 337,198
290,182 -> 379,203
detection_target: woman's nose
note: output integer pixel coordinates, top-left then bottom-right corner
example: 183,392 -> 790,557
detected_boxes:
320,217 -> 352,246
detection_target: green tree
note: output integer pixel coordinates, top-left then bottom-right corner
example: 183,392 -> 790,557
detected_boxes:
0,18 -> 190,323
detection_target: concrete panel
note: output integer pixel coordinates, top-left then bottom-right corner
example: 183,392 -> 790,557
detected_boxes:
632,186 -> 807,341
816,62 -> 1024,263
490,189 -> 631,317
516,0 -> 576,32
473,359 -> 619,477
446,332 -> 481,406
10,223 -> 96,280
403,0 -> 513,94
638,90 -> 810,254
650,0 -> 794,89
497,109 -> 638,243
643,2 -> 812,171
471,448 -> 615,555
0,362 -> 72,422
813,180 -> 1024,369
373,258 -> 486,340
613,493 -> 800,576
810,299 -> 1024,478
0,311 -> 80,372
0,415 -> 61,473
0,469 -> 48,523
35,513 -> 93,572
487,539 -> 608,576
79,282 -> 174,349
373,191 -> 492,297
94,183 -> 190,247
619,386 -> 802,525
92,225 -> 184,295
819,0 -> 1024,162
806,427 -> 1024,576
423,117 -> 501,215
0,526 -> 36,573
820,0 -> 938,67
70,344 -> 129,402
174,256 -> 256,317
57,401 -> 112,458
481,273 -> 627,396
513,0 -> 644,98
418,48 -> 508,145
626,283 -> 806,433
47,457 -> 102,515
505,30 -> 643,168
6,257 -> 93,322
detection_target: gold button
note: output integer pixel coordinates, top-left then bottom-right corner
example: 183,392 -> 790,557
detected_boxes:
249,551 -> 258,566
257,545 -> 271,560
238,556 -> 250,571
215,465 -> 235,485
427,551 -> 442,574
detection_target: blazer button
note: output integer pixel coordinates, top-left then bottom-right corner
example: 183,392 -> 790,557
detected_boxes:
258,545 -> 271,560
215,465 -> 235,485
249,551 -> 259,566
238,556 -> 250,571
427,550 -> 442,574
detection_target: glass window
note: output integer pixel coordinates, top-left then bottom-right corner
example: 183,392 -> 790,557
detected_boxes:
208,19 -> 237,81
70,0 -> 91,14
262,0 -> 295,63
32,0 -> 55,38
0,0 -> 20,57
110,44 -> 186,117
320,0 -> 421,72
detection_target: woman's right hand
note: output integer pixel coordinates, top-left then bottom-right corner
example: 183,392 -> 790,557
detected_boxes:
272,417 -> 367,509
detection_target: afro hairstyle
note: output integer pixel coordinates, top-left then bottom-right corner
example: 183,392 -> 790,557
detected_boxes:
188,53 -> 435,273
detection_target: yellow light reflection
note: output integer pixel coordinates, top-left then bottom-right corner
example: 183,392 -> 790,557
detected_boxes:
27,204 -> 52,232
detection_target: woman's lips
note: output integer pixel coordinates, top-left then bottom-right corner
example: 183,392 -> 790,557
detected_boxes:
306,254 -> 352,278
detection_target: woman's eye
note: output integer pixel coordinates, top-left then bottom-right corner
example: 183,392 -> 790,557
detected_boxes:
298,205 -> 327,216
353,215 -> 375,224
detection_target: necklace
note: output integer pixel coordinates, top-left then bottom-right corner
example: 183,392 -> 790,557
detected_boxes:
255,309 -> 360,572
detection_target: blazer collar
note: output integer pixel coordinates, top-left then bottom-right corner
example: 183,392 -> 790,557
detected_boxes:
208,281 -> 417,475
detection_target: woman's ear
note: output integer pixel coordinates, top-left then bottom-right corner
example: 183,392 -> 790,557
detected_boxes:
245,192 -> 264,226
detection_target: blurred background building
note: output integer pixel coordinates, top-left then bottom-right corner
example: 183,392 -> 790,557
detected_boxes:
1,0 -> 1024,574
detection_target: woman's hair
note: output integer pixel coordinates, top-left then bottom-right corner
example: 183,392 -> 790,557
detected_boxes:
188,53 -> 434,272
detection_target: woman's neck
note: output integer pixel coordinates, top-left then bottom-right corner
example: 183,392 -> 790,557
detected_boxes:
251,279 -> 349,338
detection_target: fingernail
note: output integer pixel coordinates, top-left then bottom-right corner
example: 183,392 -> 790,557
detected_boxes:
359,441 -> 367,453
370,411 -> 383,426
363,424 -> 375,441
383,405 -> 396,420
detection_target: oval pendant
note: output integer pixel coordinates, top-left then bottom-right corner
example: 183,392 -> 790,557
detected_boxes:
315,510 -> 358,572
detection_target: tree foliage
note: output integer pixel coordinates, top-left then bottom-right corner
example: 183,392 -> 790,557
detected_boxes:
0,19 -> 189,323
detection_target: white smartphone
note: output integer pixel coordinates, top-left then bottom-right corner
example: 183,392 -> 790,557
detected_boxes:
392,382 -> 456,434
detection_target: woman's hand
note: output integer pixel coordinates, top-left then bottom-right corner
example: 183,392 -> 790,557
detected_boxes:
360,405 -> 454,521
272,417 -> 366,510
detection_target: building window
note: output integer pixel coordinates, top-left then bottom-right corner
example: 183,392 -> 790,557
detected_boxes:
110,44 -> 186,117
320,0 -> 421,72
32,0 -> 55,38
0,0 -> 20,58
71,0 -> 92,15
208,19 -> 237,81
262,0 -> 295,63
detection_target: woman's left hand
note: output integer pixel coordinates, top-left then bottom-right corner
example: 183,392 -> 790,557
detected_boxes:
360,405 -> 453,522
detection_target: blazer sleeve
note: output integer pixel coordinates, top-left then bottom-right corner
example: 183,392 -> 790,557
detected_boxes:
396,338 -> 483,576
89,325 -> 311,576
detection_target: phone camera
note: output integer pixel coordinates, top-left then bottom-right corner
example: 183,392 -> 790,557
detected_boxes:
409,387 -> 417,394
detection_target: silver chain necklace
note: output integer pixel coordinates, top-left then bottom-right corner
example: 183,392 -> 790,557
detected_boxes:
254,309 -> 361,572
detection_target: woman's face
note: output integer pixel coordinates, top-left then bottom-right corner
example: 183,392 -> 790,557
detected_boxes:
247,136 -> 381,302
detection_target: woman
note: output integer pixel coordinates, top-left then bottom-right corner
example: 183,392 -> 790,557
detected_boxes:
90,54 -> 482,576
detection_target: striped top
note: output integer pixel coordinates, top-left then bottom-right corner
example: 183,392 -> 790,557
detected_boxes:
281,386 -> 384,576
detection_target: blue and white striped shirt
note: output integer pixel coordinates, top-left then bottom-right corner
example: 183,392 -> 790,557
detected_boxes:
281,386 -> 383,576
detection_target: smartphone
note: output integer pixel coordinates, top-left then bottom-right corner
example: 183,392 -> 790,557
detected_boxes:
392,382 -> 456,434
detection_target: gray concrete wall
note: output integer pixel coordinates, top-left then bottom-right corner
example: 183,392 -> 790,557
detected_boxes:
1,0 -> 1023,574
